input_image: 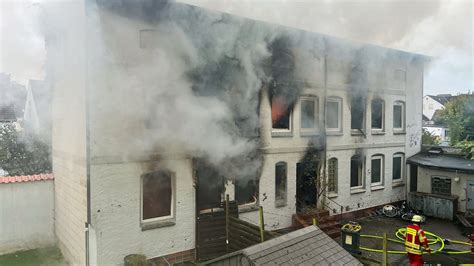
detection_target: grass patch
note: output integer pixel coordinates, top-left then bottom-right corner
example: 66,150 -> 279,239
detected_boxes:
0,247 -> 65,266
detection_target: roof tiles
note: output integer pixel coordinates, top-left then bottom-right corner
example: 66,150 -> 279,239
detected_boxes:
0,173 -> 54,184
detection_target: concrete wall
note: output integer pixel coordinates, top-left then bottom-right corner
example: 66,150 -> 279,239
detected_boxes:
416,166 -> 474,213
48,2 -> 88,265
90,158 -> 195,265
0,180 -> 55,255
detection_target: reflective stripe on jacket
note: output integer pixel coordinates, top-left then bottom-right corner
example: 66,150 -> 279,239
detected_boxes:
405,224 -> 428,255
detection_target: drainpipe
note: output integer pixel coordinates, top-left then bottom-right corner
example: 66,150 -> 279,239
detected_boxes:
320,55 -> 328,211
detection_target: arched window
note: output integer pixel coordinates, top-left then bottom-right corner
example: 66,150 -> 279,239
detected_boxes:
393,101 -> 405,131
327,158 -> 338,193
371,154 -> 384,186
275,162 -> 287,206
371,99 -> 385,131
392,153 -> 405,181
351,155 -> 364,188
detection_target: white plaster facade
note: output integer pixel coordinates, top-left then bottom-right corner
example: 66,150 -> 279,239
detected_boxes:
0,180 -> 55,255
48,2 -> 426,265
423,95 -> 445,121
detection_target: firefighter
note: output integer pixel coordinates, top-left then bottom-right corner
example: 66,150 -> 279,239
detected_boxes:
405,215 -> 431,266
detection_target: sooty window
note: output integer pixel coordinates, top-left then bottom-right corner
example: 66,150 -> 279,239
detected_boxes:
371,155 -> 384,186
350,155 -> 364,188
275,162 -> 287,206
142,171 -> 174,222
235,179 -> 258,206
371,99 -> 384,131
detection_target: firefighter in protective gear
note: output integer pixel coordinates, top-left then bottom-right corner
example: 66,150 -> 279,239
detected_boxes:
405,215 -> 431,266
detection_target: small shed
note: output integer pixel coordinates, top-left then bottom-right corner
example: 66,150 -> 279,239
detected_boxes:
202,225 -> 361,266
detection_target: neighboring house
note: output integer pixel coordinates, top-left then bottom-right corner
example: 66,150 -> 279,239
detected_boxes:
422,94 -> 451,121
423,124 -> 449,143
47,2 -> 427,265
407,148 -> 474,218
203,226 -> 361,266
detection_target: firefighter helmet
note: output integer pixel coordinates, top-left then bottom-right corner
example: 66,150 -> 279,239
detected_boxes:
412,215 -> 423,223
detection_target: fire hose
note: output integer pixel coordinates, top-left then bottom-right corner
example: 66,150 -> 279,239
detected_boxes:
358,228 -> 472,255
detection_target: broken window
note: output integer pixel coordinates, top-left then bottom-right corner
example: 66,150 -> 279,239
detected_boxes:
275,162 -> 287,206
142,171 -> 173,221
393,101 -> 404,130
350,97 -> 365,130
327,158 -> 338,193
271,96 -> 291,130
371,99 -> 384,130
235,179 -> 258,205
326,97 -> 342,131
392,153 -> 404,181
371,155 -> 384,185
431,176 -> 451,196
350,155 -> 363,188
300,97 -> 317,129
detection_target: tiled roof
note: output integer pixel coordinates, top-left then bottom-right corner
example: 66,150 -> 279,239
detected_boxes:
0,173 -> 54,184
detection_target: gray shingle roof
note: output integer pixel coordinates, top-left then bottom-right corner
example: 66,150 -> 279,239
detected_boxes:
204,226 -> 361,266
408,153 -> 474,174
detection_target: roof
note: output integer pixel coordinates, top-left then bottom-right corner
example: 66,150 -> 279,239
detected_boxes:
407,153 -> 474,174
0,174 -> 54,184
204,226 -> 361,265
427,94 -> 453,105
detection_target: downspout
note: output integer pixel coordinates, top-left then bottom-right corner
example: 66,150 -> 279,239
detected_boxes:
320,55 -> 328,211
85,5 -> 92,265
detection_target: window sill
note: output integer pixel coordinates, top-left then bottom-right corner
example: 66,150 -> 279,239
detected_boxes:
271,131 -> 293,137
350,188 -> 366,195
238,203 -> 259,213
393,130 -> 406,135
371,130 -> 385,135
327,192 -> 338,199
300,130 -> 319,137
326,131 -> 343,136
351,129 -> 366,136
370,185 -> 385,191
275,200 -> 287,208
392,181 -> 405,188
141,218 -> 175,231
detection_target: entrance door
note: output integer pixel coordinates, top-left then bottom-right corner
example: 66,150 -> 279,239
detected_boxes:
410,165 -> 418,192
296,161 -> 318,212
467,180 -> 474,210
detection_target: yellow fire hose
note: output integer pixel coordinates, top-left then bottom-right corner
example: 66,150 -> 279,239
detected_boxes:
358,228 -> 472,255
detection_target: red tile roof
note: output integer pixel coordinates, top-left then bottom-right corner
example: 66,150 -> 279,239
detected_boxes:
0,174 -> 54,184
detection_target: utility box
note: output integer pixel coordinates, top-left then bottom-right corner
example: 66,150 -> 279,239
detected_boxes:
341,223 -> 361,255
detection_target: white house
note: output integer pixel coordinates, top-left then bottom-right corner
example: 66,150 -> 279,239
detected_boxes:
46,1 -> 427,265
422,94 -> 451,121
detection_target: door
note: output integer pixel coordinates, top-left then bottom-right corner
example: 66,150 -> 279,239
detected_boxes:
467,180 -> 474,210
296,161 -> 318,212
410,165 -> 418,192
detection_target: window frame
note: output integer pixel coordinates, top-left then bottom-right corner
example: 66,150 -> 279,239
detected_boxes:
140,171 -> 176,229
350,155 -> 365,190
431,176 -> 452,196
392,153 -> 404,182
370,154 -> 384,187
271,97 -> 293,136
275,161 -> 288,207
371,99 -> 385,133
326,97 -> 343,133
327,158 -> 338,195
299,95 -> 319,135
235,178 -> 259,211
393,101 -> 405,132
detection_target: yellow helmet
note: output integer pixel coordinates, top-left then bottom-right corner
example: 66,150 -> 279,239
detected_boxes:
412,215 -> 423,223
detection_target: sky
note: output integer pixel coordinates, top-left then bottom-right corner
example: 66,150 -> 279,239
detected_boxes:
0,0 -> 472,95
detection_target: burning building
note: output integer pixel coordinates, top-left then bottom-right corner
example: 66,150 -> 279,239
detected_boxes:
46,1 -> 428,264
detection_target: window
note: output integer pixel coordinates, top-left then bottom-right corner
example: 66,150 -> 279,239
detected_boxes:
350,97 -> 365,131
392,153 -> 404,181
275,162 -> 287,206
371,99 -> 384,131
235,179 -> 258,205
326,97 -> 342,132
431,176 -> 451,196
272,96 -> 291,131
300,97 -> 317,130
350,155 -> 364,188
327,158 -> 338,193
371,155 -> 384,186
142,171 -> 174,222
393,101 -> 405,130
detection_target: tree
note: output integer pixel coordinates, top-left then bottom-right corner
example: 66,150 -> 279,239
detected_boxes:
421,128 -> 440,145
435,94 -> 474,145
0,123 -> 51,176
456,140 -> 474,160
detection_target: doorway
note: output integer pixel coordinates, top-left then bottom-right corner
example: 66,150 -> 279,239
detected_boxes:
410,165 -> 418,192
296,161 -> 318,212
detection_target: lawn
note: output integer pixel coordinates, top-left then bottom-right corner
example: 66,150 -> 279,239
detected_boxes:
0,247 -> 65,266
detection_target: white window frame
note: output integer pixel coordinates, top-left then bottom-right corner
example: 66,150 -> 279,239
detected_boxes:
140,172 -> 176,225
299,96 -> 318,135
393,101 -> 405,132
271,98 -> 293,136
350,155 -> 365,189
370,155 -> 384,186
275,161 -> 288,207
371,99 -> 385,133
326,97 -> 342,133
392,153 -> 404,182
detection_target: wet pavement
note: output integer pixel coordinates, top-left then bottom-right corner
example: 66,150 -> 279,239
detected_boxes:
335,215 -> 474,265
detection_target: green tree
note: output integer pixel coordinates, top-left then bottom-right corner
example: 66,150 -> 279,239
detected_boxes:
0,123 -> 51,176
456,140 -> 474,160
436,94 -> 474,145
421,128 -> 440,145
